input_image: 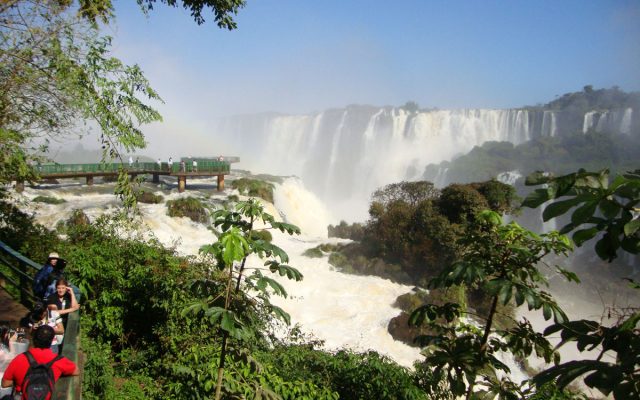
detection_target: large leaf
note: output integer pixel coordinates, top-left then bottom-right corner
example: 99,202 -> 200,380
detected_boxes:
542,197 -> 581,221
255,276 -> 288,297
270,221 -> 301,235
570,200 -> 598,225
522,188 -> 551,209
266,261 -> 304,281
220,228 -> 249,264
572,227 -> 599,246
624,217 -> 640,236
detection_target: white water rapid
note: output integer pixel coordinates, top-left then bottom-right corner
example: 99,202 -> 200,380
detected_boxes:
11,177 -> 422,368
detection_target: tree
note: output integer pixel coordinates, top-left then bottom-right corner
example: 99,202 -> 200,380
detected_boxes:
523,169 -> 640,399
409,211 -> 575,399
183,199 -> 303,399
522,169 -> 639,261
1,0 -> 162,196
437,184 -> 489,225
1,0 -> 247,198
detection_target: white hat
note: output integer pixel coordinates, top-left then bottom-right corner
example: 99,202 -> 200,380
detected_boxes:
48,252 -> 59,260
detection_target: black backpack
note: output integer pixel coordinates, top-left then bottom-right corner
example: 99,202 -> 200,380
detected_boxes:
22,351 -> 62,400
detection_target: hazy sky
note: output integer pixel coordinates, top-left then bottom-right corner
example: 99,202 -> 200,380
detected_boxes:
94,0 -> 640,156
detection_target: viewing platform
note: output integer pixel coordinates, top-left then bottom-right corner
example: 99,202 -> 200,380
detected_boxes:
16,156 -> 239,193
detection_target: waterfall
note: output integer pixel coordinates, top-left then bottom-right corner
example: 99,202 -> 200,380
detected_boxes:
582,107 -> 633,134
215,106 -> 635,222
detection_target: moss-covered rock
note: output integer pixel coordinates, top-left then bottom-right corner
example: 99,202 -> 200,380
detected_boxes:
137,191 -> 164,204
33,195 -> 66,204
67,209 -> 90,227
166,197 -> 209,223
302,247 -> 324,258
231,178 -> 275,203
250,229 -> 273,243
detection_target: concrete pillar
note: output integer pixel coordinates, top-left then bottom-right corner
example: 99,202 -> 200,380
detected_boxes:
217,175 -> 225,191
15,180 -> 24,193
152,174 -> 159,183
178,176 -> 186,192
86,176 -> 94,186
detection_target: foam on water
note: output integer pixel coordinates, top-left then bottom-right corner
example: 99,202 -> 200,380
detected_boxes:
13,180 -> 422,368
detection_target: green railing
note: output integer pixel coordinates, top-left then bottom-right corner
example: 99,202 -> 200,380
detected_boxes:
0,239 -> 42,308
37,160 -> 231,175
0,240 -> 81,398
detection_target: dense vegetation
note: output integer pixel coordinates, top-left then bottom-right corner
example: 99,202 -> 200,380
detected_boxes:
423,131 -> 640,186
326,180 -> 517,286
1,195 -> 430,399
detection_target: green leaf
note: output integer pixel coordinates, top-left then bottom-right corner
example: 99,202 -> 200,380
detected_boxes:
255,276 -> 288,297
522,188 -> 551,209
498,281 -> 512,305
270,221 -> 301,235
221,310 -> 236,332
624,217 -> 640,236
598,198 -> 620,220
268,263 -> 304,281
571,200 -> 598,225
542,303 -> 551,320
572,227 -> 599,246
268,304 -> 291,325
542,197 -> 581,221
220,228 -> 249,264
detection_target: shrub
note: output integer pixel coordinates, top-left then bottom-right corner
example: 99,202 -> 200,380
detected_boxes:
136,191 -> 164,204
302,247 -> 324,258
166,197 -> 208,223
33,195 -> 66,204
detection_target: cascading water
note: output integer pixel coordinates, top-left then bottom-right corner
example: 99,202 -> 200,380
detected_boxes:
12,178 -> 422,367
215,106 -> 635,221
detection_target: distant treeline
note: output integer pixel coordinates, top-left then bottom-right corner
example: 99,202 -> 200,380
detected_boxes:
423,130 -> 640,186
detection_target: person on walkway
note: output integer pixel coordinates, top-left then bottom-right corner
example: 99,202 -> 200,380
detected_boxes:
168,157 -> 173,171
33,253 -> 62,299
42,258 -> 68,299
128,156 -> 133,167
46,279 -> 79,328
1,325 -> 78,398
192,159 -> 198,172
180,160 -> 186,172
23,303 -> 64,354
157,158 -> 162,170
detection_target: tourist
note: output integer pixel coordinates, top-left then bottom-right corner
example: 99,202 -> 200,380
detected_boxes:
33,253 -> 62,299
46,279 -> 79,328
192,159 -> 198,172
128,156 -> 133,167
157,158 -> 162,170
22,303 -> 64,354
1,325 -> 78,397
42,258 -> 68,299
180,160 -> 186,172
0,325 -> 17,354
168,156 -> 173,171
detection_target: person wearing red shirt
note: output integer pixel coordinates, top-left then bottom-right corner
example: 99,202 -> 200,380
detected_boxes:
1,325 -> 78,398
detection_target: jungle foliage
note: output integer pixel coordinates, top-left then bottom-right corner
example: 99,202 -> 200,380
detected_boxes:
0,198 -> 427,399
423,131 -> 640,186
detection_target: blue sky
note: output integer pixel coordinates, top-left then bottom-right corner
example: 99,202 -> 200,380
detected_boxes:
110,0 -> 639,116
99,0 -> 639,155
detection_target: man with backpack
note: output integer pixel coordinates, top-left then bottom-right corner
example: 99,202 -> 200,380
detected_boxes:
1,325 -> 78,399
